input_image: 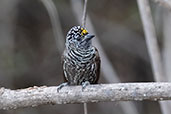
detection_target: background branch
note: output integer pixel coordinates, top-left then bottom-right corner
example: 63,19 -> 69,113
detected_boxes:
41,0 -> 65,54
137,0 -> 164,81
1,83 -> 171,110
81,0 -> 89,113
137,0 -> 170,114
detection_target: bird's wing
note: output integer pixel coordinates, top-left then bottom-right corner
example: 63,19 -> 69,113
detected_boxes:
94,47 -> 101,84
61,49 -> 68,82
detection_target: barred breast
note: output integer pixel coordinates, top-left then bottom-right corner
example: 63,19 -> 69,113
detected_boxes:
62,47 -> 100,85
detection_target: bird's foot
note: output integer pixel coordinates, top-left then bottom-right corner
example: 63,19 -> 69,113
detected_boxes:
57,82 -> 68,92
82,81 -> 90,91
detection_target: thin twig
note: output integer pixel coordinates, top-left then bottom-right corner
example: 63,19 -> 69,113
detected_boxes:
82,0 -> 88,27
82,1 -> 89,114
1,83 -> 171,110
81,0 -> 88,113
83,103 -> 88,114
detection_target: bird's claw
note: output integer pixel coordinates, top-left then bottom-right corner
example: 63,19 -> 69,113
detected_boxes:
57,82 -> 68,92
82,81 -> 90,91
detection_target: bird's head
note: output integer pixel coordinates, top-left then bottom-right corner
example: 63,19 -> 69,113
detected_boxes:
66,26 -> 95,50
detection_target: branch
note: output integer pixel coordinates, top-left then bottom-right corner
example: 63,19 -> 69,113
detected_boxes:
137,0 -> 165,81
1,83 -> 171,110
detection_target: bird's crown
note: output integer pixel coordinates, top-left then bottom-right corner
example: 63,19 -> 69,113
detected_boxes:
66,26 -> 89,41
66,26 -> 94,50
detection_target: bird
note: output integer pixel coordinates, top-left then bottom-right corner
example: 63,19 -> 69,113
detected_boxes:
57,26 -> 100,91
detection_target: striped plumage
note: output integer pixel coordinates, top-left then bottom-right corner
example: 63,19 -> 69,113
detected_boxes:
62,26 -> 100,86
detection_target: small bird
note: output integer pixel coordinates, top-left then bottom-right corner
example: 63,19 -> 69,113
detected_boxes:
57,26 -> 100,90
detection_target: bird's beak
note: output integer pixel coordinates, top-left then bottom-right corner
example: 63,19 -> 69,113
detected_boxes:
85,34 -> 95,41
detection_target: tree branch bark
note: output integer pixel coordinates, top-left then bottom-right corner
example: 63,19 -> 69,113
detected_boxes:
1,82 -> 171,110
